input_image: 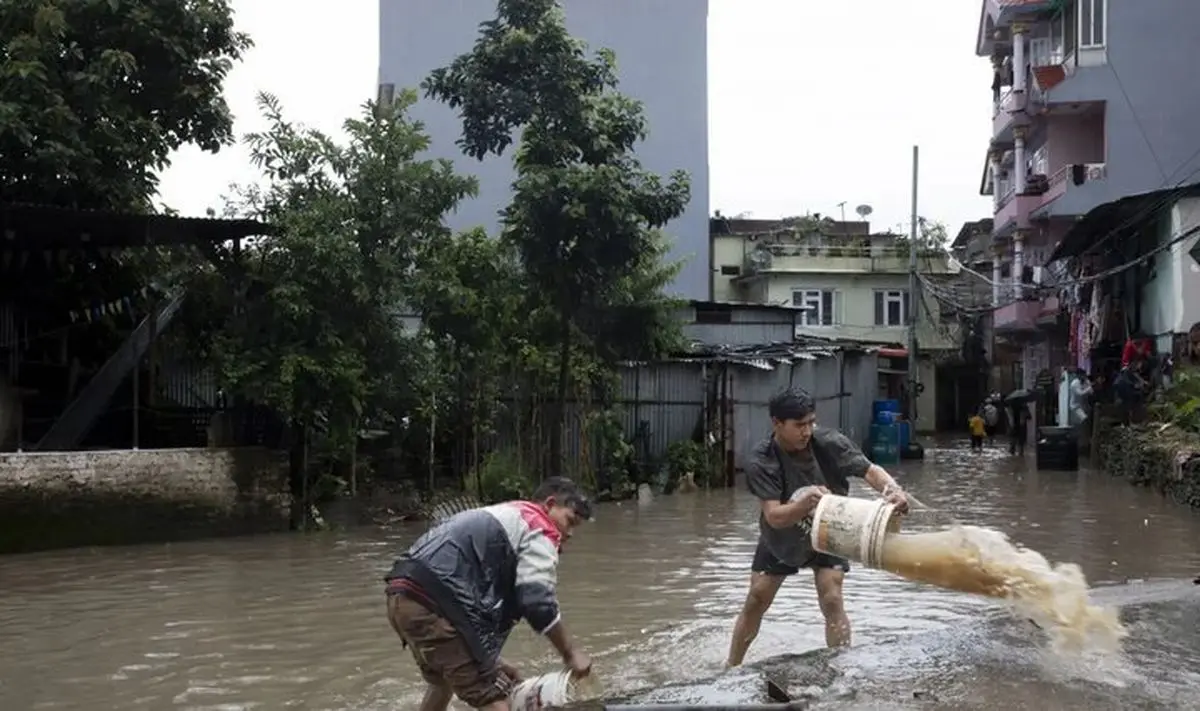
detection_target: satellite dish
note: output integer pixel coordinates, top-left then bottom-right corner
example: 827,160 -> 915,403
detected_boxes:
749,244 -> 773,270
855,204 -> 873,218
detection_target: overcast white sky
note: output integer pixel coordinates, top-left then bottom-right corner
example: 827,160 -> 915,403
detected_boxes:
158,0 -> 993,236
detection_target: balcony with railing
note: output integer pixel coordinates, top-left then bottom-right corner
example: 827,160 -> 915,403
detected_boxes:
992,80 -> 1046,142
992,255 -> 1067,334
995,139 -> 1105,231
994,298 -> 1041,334
742,243 -> 955,276
1032,162 -> 1107,218
993,88 -> 1021,139
994,185 -> 1044,233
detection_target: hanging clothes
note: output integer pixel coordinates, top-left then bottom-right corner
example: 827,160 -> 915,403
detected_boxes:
1068,311 -> 1080,362
1086,286 -> 1103,351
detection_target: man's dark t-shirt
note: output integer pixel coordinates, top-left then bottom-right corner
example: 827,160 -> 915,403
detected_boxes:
746,428 -> 873,567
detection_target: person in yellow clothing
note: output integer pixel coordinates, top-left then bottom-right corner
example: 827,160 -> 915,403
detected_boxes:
968,410 -> 987,451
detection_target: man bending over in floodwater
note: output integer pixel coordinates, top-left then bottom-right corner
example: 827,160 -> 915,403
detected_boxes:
726,388 -> 910,666
385,477 -> 594,710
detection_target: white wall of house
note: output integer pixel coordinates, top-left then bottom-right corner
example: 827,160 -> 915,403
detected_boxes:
763,273 -> 959,351
711,234 -> 746,301
750,272 -> 954,434
1141,197 -> 1200,352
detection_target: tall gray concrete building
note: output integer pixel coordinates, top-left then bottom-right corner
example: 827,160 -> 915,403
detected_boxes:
379,0 -> 711,299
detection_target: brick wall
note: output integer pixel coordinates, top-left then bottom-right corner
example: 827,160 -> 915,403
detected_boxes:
0,447 -> 291,553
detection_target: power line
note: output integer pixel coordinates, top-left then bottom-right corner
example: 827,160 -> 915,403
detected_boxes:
922,219 -> 1200,317
923,157 -> 1200,317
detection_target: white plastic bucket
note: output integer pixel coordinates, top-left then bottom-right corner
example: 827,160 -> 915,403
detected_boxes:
809,494 -> 900,569
508,669 -> 576,710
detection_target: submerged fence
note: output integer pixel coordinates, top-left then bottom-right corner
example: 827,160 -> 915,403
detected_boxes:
475,348 -> 881,490
135,341 -> 883,494
616,349 -> 879,469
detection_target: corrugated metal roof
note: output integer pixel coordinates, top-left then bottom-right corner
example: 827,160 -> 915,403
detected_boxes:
0,202 -> 276,249
620,336 -> 881,371
690,299 -> 801,313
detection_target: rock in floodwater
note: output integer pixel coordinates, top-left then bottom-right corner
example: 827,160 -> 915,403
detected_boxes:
567,586 -> 1200,710
566,649 -> 842,708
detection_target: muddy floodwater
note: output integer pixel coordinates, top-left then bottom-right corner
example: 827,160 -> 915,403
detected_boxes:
4,443 -> 1200,709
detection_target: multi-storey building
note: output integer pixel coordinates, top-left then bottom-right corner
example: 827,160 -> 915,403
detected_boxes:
952,218 -> 1023,395
976,0 -> 1200,387
710,217 -> 962,431
379,0 -> 710,300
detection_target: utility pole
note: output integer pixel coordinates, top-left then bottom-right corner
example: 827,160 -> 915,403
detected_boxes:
908,145 -> 920,426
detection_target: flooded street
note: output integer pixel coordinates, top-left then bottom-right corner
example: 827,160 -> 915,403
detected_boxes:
4,442 -> 1200,709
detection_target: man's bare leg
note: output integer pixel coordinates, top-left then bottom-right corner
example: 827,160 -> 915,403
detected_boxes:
418,682 -> 453,711
814,567 -> 850,648
726,572 -> 785,667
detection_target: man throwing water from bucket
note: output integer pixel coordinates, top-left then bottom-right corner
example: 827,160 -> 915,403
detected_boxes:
726,387 -> 910,665
385,477 -> 594,710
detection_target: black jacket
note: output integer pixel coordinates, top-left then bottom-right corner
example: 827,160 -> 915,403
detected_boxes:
385,501 -> 563,666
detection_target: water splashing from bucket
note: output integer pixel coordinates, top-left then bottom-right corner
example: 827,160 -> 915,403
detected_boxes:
811,495 -> 1126,653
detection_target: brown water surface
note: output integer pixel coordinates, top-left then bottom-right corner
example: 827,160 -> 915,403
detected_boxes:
3,443 -> 1200,709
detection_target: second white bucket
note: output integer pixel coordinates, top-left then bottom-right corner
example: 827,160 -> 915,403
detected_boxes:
508,669 -> 578,710
809,494 -> 900,569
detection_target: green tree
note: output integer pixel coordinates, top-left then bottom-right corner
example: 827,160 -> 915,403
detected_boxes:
919,219 -> 950,250
425,0 -> 691,475
0,0 -> 250,210
195,90 -> 477,453
407,226 -> 530,492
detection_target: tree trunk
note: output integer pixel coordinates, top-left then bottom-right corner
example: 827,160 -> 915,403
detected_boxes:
287,419 -> 309,530
551,307 -> 571,478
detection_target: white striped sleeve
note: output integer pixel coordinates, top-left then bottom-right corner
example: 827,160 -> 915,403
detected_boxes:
514,528 -> 561,634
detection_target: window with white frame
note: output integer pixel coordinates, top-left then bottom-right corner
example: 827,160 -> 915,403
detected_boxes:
874,289 -> 909,327
1078,0 -> 1105,48
1030,144 -> 1048,177
792,289 -> 838,326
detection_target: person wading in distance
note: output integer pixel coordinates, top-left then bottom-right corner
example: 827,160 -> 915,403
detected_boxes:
726,387 -> 910,666
385,477 -> 594,710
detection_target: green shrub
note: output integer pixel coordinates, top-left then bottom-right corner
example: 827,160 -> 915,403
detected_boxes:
666,439 -> 723,488
469,448 -> 538,504
1150,367 -> 1200,433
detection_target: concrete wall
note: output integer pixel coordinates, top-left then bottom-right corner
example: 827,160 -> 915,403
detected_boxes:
678,302 -> 798,346
1039,112 -> 1105,174
761,272 -> 960,351
1048,0 -> 1200,217
711,234 -> 744,302
379,0 -> 710,300
1140,197 -> 1200,351
0,448 -> 290,553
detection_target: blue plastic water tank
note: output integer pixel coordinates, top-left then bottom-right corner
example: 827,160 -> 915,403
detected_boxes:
873,399 -> 901,425
868,423 -> 900,465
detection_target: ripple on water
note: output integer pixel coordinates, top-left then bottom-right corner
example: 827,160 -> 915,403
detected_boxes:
3,443 -> 1200,709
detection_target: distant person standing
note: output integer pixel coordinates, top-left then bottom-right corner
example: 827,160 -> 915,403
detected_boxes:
1187,322 -> 1200,366
982,399 -> 1000,444
968,410 -> 987,452
1068,369 -> 1094,428
1008,400 -> 1030,456
1114,359 -> 1149,425
1121,332 -> 1153,368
